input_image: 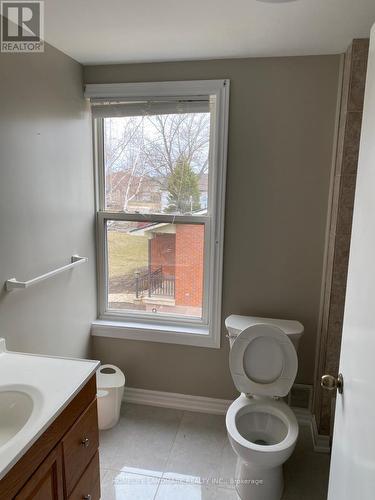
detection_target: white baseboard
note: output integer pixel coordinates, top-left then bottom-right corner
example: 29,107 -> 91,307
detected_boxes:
123,387 -> 232,415
123,386 -> 330,453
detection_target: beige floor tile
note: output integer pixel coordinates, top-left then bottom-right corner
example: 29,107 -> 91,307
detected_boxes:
163,411 -> 229,483
154,478 -> 239,500
219,438 -> 238,488
100,403 -> 183,477
98,404 -> 330,500
101,470 -> 160,500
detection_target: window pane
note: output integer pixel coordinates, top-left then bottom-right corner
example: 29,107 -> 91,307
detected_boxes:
107,220 -> 205,319
103,112 -> 210,215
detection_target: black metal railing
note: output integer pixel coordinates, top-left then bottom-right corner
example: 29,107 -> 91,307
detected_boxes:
135,266 -> 175,299
151,275 -> 175,296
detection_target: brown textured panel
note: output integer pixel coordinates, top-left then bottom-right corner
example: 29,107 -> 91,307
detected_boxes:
351,39 -> 370,60
341,111 -> 363,176
348,40 -> 369,112
348,58 -> 368,111
315,39 -> 369,437
332,238 -> 350,293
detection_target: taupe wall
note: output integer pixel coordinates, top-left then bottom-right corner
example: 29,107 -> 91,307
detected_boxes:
0,44 -> 96,357
85,56 -> 341,399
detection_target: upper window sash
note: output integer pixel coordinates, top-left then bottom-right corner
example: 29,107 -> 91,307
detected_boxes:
86,80 -> 229,217
94,111 -> 212,216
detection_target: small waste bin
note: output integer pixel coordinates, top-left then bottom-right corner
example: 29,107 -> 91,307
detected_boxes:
96,364 -> 125,430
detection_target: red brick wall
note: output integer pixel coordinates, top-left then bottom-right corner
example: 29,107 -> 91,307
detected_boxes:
150,233 -> 176,276
175,225 -> 204,307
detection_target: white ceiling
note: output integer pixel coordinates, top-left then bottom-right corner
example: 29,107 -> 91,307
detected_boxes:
44,0 -> 375,65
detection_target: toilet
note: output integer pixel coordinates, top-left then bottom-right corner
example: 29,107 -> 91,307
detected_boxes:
225,315 -> 304,500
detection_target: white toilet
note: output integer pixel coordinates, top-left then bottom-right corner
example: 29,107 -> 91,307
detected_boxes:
225,315 -> 304,500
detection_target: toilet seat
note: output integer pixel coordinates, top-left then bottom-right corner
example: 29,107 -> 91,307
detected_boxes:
229,324 -> 298,397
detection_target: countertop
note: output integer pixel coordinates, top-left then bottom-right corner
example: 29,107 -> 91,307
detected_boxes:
0,338 -> 99,480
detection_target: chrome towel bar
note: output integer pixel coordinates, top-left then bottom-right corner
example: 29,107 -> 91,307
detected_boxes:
5,255 -> 88,291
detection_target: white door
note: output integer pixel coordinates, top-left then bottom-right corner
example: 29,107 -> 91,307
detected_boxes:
328,24 -> 375,500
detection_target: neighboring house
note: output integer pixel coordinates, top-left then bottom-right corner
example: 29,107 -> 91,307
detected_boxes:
130,220 -> 205,309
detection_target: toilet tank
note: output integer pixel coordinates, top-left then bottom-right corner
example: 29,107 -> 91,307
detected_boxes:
225,315 -> 304,352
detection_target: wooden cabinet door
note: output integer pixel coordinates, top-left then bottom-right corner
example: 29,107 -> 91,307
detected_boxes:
62,400 -> 99,497
68,452 -> 100,500
14,445 -> 64,500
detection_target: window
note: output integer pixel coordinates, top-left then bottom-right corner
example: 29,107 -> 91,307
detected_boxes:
86,80 -> 229,348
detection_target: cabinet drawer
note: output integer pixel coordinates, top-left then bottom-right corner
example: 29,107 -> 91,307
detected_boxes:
68,452 -> 100,500
62,400 -> 99,496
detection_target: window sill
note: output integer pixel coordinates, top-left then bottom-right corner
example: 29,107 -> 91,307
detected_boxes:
91,319 -> 220,348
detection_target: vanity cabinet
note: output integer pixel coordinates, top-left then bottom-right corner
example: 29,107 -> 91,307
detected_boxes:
0,376 -> 100,500
14,445 -> 64,500
62,400 -> 99,497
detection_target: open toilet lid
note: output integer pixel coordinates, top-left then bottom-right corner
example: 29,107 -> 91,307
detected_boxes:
229,323 -> 298,397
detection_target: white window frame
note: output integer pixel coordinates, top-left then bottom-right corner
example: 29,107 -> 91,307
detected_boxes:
86,80 -> 229,348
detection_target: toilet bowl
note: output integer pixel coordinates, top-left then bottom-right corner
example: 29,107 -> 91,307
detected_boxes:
225,315 -> 304,500
226,394 -> 298,500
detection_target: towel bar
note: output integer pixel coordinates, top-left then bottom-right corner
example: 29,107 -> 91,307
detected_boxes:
5,255 -> 88,291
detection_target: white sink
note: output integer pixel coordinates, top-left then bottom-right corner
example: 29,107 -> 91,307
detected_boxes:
0,389 -> 35,447
0,338 -> 99,480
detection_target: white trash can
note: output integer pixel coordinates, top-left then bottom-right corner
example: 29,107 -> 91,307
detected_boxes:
96,364 -> 125,430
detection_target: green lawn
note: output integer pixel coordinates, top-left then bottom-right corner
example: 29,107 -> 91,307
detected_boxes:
107,230 -> 148,279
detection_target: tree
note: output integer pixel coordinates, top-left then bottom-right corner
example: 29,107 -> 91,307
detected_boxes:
104,116 -> 151,210
142,113 -> 210,180
165,159 -> 201,214
103,112 -> 210,212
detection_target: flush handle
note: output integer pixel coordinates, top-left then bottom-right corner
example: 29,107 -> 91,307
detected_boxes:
321,373 -> 344,394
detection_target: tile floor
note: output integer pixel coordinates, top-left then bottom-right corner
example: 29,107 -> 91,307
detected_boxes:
99,403 -> 331,500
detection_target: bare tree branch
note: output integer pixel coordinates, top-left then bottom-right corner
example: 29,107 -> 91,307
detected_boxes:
104,111 -> 210,211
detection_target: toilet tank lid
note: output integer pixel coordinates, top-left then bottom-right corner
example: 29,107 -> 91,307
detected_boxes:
225,315 -> 304,338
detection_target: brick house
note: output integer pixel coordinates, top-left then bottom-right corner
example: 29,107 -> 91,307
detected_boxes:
132,221 -> 204,309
